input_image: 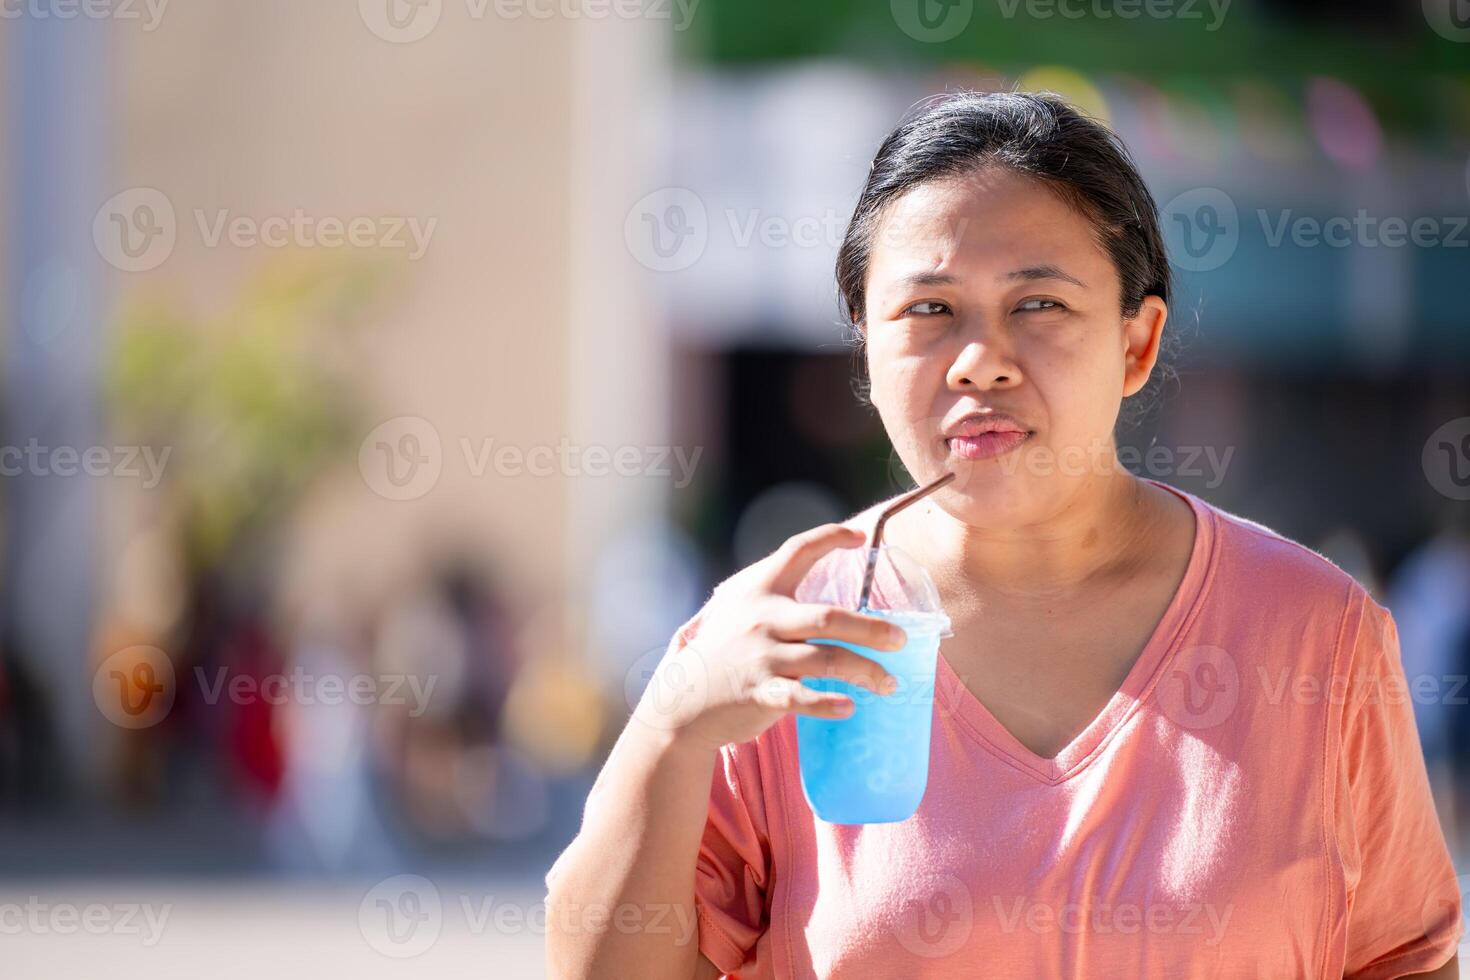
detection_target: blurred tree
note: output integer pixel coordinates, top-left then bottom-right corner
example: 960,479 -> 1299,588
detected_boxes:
100,253 -> 387,808
107,255 -> 382,575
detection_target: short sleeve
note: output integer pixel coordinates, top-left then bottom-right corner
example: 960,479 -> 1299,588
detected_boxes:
1333,593 -> 1464,978
695,740 -> 775,974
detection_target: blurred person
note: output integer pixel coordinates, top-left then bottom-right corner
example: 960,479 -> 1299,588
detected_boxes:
1388,516 -> 1470,858
545,92 -> 1461,978
372,557 -> 529,841
0,616 -> 64,807
265,601 -> 398,874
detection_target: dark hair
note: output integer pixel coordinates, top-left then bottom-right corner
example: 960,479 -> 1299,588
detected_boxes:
836,90 -> 1179,422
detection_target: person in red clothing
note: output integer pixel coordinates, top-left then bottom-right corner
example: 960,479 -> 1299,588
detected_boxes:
546,91 -> 1463,979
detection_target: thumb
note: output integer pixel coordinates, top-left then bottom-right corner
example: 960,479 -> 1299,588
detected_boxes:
763,523 -> 867,598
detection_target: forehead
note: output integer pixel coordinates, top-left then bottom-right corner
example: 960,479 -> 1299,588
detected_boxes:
867,166 -> 1112,289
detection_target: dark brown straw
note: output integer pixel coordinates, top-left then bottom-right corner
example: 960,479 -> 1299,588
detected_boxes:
857,471 -> 955,611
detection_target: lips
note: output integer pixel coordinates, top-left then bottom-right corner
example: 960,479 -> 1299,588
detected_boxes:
947,430 -> 1029,460
942,412 -> 1031,461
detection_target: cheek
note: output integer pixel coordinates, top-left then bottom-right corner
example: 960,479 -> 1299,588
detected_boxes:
1023,325 -> 1127,436
867,344 -> 940,417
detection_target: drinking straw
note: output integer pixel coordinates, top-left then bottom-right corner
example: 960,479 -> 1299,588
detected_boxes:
857,471 -> 956,612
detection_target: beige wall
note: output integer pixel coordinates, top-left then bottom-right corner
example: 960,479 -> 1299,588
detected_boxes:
105,2 -> 673,644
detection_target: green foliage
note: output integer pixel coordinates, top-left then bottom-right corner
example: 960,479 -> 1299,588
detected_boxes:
678,1 -> 1464,135
108,255 -> 386,569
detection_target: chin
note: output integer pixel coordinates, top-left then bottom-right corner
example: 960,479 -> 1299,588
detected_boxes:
930,462 -> 1044,525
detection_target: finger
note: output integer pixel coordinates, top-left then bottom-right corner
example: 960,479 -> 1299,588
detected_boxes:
766,642 -> 897,694
763,523 -> 867,597
750,676 -> 854,718
766,603 -> 907,653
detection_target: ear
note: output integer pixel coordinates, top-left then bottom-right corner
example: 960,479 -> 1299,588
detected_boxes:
1121,296 -> 1168,398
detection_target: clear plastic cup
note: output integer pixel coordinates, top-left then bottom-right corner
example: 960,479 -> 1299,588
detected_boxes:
793,543 -> 953,824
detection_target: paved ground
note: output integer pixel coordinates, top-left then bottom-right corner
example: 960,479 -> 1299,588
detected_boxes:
1,877 -> 549,980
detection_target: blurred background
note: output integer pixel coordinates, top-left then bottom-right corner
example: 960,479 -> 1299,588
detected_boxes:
1,0 -> 1468,976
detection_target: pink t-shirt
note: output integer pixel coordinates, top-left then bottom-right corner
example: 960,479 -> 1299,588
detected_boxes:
681,482 -> 1464,978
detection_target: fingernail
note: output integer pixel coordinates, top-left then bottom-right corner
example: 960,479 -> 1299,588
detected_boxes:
880,675 -> 898,695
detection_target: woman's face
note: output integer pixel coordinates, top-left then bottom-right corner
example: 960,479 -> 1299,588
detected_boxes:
863,165 -> 1167,528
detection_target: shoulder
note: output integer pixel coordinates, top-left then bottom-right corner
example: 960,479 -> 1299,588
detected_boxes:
1177,488 -> 1382,672
1194,490 -> 1371,613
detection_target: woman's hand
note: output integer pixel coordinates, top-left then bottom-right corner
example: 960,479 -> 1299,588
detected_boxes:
633,523 -> 908,752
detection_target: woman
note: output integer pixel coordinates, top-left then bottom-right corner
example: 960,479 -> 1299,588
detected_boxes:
545,91 -> 1463,978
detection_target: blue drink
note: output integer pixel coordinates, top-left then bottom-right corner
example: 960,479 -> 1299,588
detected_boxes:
796,609 -> 946,824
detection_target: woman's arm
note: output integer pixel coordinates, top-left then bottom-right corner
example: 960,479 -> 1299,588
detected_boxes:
545,720 -> 719,980
544,524 -> 903,979
1403,952 -> 1459,978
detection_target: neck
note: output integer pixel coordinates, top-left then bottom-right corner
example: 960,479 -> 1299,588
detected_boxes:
895,467 -> 1163,602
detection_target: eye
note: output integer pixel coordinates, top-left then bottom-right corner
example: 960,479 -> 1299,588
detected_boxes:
902,300 -> 951,316
1016,297 -> 1065,313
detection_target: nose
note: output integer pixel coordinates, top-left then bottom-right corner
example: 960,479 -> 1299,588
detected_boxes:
945,326 -> 1023,391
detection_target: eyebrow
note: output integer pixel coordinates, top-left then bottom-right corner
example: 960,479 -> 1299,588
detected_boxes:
1006,264 -> 1088,288
893,265 -> 1088,290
